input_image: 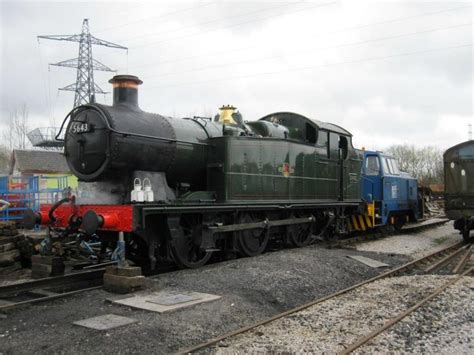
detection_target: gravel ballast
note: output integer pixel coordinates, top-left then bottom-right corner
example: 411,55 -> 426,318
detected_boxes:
0,244 -> 411,354
0,223 -> 465,353
209,275 -> 474,354
357,275 -> 474,354
356,221 -> 457,257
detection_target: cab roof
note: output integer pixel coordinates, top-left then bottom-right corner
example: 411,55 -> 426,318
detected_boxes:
259,112 -> 352,136
364,150 -> 395,159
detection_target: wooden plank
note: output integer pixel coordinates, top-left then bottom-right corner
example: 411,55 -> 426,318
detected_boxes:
0,242 -> 16,253
0,249 -> 20,264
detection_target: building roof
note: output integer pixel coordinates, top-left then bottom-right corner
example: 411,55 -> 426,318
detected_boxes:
429,184 -> 444,193
10,149 -> 70,175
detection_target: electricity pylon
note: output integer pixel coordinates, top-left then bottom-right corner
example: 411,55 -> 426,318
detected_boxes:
38,18 -> 127,108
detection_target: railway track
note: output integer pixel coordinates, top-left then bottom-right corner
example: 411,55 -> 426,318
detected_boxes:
0,261 -> 179,312
176,239 -> 472,354
326,218 -> 449,249
0,269 -> 105,311
340,262 -> 473,354
0,218 -> 452,313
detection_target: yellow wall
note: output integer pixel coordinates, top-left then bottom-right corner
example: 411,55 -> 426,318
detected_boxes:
38,173 -> 78,189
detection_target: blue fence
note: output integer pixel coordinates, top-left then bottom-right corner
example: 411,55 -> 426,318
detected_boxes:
0,175 -> 69,222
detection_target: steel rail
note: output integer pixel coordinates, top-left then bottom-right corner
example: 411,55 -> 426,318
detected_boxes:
0,269 -> 105,298
339,265 -> 474,354
174,240 -> 466,354
453,245 -> 472,273
424,244 -> 469,273
326,218 -> 449,249
0,286 -> 102,311
0,269 -> 106,312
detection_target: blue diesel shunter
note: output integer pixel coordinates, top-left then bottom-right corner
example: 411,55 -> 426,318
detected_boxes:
357,150 -> 419,230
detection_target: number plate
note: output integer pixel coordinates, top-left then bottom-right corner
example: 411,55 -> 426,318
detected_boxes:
69,122 -> 91,134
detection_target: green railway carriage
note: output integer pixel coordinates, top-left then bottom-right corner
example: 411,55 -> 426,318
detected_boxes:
444,140 -> 474,241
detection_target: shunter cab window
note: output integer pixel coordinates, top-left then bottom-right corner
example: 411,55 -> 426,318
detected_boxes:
389,158 -> 400,174
383,157 -> 400,175
365,156 -> 380,176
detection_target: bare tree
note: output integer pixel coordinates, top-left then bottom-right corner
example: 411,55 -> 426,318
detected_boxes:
0,146 -> 10,174
2,104 -> 30,151
386,144 -> 444,184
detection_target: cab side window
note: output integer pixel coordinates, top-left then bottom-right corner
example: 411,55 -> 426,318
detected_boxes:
305,123 -> 316,144
389,158 -> 400,175
316,131 -> 329,158
365,156 -> 380,175
383,157 -> 399,175
317,131 -> 328,147
339,136 -> 348,160
329,132 -> 339,160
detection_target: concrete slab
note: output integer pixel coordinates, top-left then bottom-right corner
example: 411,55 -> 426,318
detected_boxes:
73,314 -> 137,331
147,293 -> 200,306
347,255 -> 389,268
112,291 -> 221,313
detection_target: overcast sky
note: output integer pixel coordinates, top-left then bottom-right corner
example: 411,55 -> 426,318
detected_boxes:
0,0 -> 472,150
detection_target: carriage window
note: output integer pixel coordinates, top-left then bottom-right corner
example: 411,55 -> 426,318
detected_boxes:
365,156 -> 380,175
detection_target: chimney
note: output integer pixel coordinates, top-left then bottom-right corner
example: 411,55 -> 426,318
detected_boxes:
108,74 -> 143,109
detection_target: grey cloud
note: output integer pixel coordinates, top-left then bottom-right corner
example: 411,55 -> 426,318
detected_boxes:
0,1 -> 472,152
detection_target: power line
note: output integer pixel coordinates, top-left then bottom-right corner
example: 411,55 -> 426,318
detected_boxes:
94,2 -> 217,34
103,3 -> 150,17
141,22 -> 472,80
124,1 -> 306,44
37,42 -> 53,122
130,1 -> 336,49
143,43 -> 472,89
121,4 -> 470,72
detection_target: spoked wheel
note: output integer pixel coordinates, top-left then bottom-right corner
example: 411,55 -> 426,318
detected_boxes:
235,213 -> 269,257
287,214 -> 312,247
169,214 -> 212,269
